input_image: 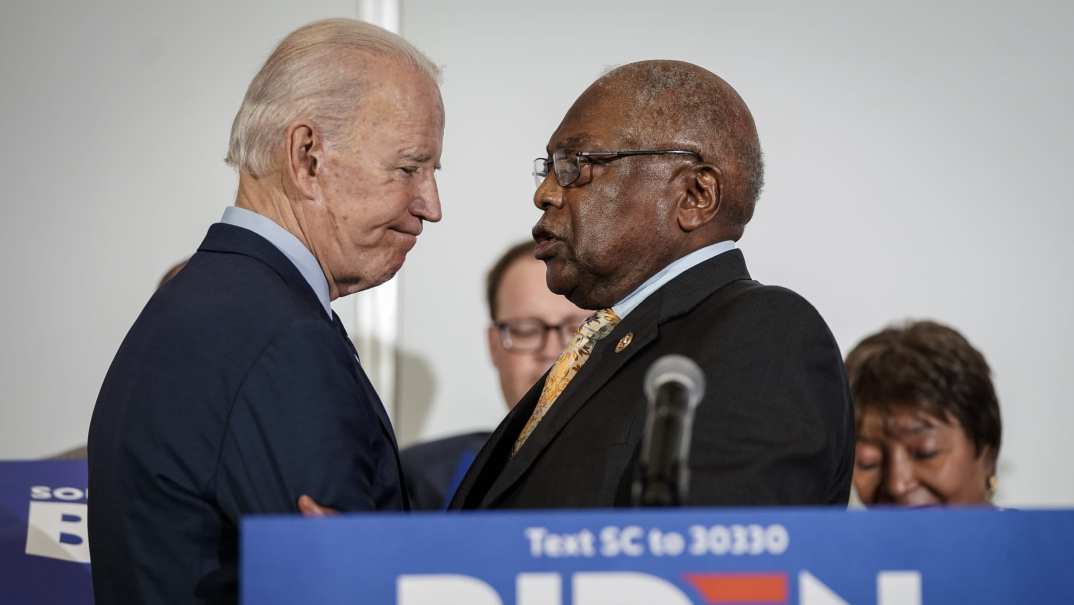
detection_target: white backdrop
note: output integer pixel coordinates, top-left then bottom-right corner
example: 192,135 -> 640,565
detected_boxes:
0,0 -> 361,456
0,1 -> 1071,507
396,0 -> 1074,506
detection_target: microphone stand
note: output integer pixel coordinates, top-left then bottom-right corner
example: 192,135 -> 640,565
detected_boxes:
634,381 -> 693,507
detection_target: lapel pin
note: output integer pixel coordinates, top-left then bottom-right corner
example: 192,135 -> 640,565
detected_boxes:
615,332 -> 634,353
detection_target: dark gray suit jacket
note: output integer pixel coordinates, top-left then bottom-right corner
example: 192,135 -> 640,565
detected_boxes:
450,249 -> 854,509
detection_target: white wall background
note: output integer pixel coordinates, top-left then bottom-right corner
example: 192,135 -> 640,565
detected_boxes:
0,0 -> 361,457
396,0 -> 1074,507
1,1 -> 1071,507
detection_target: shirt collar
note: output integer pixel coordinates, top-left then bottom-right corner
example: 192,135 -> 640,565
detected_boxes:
220,206 -> 332,317
611,240 -> 737,320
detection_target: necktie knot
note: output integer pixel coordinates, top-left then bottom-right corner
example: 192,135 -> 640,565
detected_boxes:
513,307 -> 620,455
578,308 -> 621,343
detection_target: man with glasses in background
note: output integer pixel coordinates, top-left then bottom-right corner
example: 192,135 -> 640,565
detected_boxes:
401,240 -> 587,509
451,60 -> 854,509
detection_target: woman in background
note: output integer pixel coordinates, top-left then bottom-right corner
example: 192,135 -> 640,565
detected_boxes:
845,320 -> 1002,506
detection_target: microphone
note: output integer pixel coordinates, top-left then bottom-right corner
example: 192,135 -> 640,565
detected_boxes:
633,355 -> 706,507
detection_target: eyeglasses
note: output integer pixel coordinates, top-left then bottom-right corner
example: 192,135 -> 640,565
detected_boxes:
533,148 -> 703,188
494,316 -> 590,353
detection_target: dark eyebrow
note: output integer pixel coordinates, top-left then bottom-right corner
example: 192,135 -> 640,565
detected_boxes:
885,419 -> 936,438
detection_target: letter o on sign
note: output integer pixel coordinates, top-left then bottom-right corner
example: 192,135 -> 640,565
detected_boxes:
53,487 -> 84,501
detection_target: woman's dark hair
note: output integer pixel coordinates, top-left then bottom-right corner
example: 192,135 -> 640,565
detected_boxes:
845,320 -> 1001,460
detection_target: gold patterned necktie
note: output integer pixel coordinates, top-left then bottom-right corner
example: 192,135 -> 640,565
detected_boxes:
513,308 -> 621,455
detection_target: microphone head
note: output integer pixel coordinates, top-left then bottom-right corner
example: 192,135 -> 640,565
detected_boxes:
644,354 -> 706,410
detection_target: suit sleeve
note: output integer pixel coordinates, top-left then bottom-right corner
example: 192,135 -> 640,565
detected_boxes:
213,318 -> 392,517
687,287 -> 854,506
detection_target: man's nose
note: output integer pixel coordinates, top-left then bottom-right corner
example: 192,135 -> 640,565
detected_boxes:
881,450 -> 917,501
534,174 -> 563,211
413,174 -> 442,223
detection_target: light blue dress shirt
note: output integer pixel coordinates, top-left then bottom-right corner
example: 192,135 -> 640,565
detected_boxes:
611,240 -> 737,319
220,206 -> 332,317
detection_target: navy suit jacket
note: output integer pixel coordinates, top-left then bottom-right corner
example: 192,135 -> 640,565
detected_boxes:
400,431 -> 490,510
88,223 -> 406,604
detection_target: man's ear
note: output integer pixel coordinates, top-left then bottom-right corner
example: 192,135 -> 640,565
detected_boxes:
979,446 -> 998,477
676,164 -> 722,232
286,122 -> 322,199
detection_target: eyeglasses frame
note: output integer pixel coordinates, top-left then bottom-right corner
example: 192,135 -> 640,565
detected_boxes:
533,148 -> 704,188
493,316 -> 588,353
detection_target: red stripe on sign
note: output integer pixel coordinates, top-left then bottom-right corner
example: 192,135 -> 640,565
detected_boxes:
683,573 -> 788,604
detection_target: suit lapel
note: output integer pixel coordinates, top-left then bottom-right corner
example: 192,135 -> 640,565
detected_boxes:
449,379 -> 543,509
475,248 -> 754,508
655,249 -> 751,321
330,312 -> 409,508
479,301 -> 661,506
334,313 -> 400,453
200,223 -> 407,504
347,341 -> 399,449
198,223 -> 326,319
352,362 -> 410,508
357,372 -> 399,450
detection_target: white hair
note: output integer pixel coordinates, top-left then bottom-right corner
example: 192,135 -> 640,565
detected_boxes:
226,18 -> 440,176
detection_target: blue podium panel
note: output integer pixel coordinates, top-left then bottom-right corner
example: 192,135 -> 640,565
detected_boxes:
0,461 -> 92,604
242,508 -> 1074,604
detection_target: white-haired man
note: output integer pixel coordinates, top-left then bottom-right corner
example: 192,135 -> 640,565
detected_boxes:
87,19 -> 443,604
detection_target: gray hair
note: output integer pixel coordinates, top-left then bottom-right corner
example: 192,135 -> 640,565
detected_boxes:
226,18 -> 440,176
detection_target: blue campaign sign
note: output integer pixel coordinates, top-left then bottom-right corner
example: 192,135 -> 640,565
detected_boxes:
0,460 -> 93,604
243,508 -> 1074,604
